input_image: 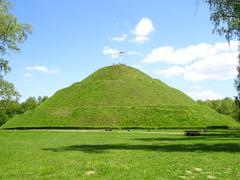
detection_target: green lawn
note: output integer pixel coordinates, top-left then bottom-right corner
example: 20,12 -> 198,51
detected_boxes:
0,130 -> 240,179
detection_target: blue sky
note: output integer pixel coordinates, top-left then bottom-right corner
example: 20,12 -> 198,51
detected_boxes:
5,0 -> 238,101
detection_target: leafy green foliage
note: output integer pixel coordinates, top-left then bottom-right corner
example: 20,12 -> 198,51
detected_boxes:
21,97 -> 38,112
3,65 -> 238,129
206,0 -> 240,121
0,100 -> 23,125
197,97 -> 235,116
0,78 -> 19,101
0,78 -> 20,125
206,0 -> 240,41
0,110 -> 7,125
0,60 -> 10,76
21,96 -> 48,112
234,96 -> 240,122
0,0 -> 32,75
37,96 -> 48,104
0,95 -> 48,126
0,0 -> 31,125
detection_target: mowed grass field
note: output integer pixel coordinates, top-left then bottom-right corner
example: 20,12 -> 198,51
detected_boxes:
0,130 -> 240,179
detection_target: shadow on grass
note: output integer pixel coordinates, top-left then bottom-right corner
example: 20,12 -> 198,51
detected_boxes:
132,136 -> 240,142
132,131 -> 240,142
43,143 -> 240,153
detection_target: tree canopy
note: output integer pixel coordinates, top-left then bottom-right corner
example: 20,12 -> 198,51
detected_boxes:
0,78 -> 20,125
0,95 -> 48,126
0,0 -> 32,125
0,78 -> 19,102
206,0 -> 240,41
0,0 -> 31,75
206,0 -> 240,121
197,97 -> 235,117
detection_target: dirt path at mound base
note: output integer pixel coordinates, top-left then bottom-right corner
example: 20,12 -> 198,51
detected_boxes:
2,129 -> 184,135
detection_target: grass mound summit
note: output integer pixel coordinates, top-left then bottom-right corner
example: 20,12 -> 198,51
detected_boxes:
2,64 -> 238,129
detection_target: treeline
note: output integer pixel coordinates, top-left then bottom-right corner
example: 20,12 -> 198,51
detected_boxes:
197,97 -> 238,119
0,96 -> 48,126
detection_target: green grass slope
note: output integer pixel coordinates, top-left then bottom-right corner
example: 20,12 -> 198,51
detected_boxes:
2,64 -> 239,129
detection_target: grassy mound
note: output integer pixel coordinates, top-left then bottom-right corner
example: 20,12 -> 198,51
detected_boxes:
2,64 -> 238,129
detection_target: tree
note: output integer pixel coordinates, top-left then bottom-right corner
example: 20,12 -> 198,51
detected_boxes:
37,96 -> 48,104
5,100 -> 23,116
206,0 -> 240,41
234,96 -> 240,119
197,97 -> 235,117
0,94 -> 49,126
0,0 -> 31,76
0,78 -> 20,101
206,0 -> 240,121
218,97 -> 235,115
0,0 -> 31,126
0,79 -> 20,125
21,97 -> 38,112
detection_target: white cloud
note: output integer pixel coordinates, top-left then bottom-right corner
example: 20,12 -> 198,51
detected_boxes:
190,85 -> 203,90
155,66 -> 186,78
102,46 -> 122,59
24,73 -> 33,78
151,41 -> 238,81
126,51 -> 141,56
130,64 -> 143,70
187,90 -> 223,100
156,51 -> 238,81
142,41 -> 238,65
102,46 -> 140,59
112,34 -> 127,42
23,73 -> 34,82
184,52 -> 237,81
26,66 -> 59,74
131,17 -> 154,44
